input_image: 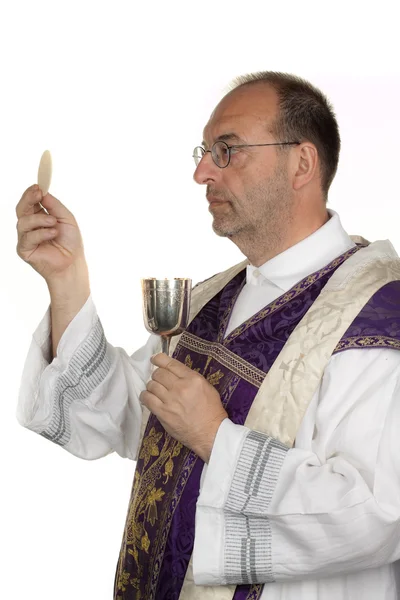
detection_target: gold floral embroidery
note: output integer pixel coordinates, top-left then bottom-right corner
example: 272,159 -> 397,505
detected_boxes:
141,529 -> 151,552
202,355 -> 212,375
187,352 -> 224,385
128,545 -> 140,566
207,369 -> 224,386
117,350 -> 238,595
132,470 -> 141,495
334,335 -> 400,353
128,579 -> 142,599
172,442 -> 183,457
116,434 -> 185,597
163,441 -> 183,483
139,427 -> 163,467
146,487 -> 165,526
118,569 -> 130,592
178,332 -> 266,388
185,353 -> 200,372
164,457 -> 174,483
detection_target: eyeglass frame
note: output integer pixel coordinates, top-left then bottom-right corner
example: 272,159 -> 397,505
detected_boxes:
193,140 -> 301,169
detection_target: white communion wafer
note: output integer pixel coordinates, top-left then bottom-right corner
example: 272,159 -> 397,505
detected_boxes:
37,150 -> 52,214
37,150 -> 52,196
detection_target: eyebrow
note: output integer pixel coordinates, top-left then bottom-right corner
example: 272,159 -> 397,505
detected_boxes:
201,132 -> 244,149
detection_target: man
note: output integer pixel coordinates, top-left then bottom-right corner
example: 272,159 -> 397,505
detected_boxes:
16,72 -> 400,599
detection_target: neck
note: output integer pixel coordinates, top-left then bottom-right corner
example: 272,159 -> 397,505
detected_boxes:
234,207 -> 330,267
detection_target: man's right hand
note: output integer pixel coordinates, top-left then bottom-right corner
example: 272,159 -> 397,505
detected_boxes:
16,184 -> 85,283
16,184 -> 91,357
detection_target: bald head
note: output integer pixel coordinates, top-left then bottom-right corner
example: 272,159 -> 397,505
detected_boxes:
204,83 -> 281,150
220,71 -> 341,197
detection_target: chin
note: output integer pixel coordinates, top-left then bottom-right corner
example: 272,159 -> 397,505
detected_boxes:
212,221 -> 238,238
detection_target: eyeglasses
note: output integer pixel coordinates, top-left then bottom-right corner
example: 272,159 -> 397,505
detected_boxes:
193,140 -> 300,169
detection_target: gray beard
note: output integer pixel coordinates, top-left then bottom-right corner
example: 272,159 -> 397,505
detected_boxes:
211,166 -> 293,257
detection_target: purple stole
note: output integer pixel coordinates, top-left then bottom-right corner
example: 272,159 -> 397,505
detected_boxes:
114,245 -> 400,600
334,279 -> 400,354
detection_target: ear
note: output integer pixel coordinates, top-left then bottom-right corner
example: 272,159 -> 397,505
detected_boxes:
291,143 -> 319,191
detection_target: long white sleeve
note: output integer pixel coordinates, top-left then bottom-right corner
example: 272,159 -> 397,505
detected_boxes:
193,346 -> 400,586
17,295 -> 158,460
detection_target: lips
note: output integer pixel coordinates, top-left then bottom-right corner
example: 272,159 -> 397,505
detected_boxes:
207,195 -> 227,205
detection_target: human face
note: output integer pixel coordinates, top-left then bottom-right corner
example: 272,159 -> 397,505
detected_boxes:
193,85 -> 294,247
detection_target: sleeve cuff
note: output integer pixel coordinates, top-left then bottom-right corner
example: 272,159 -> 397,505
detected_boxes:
193,419 -> 249,585
17,294 -> 98,427
223,431 -> 288,585
194,424 -> 289,586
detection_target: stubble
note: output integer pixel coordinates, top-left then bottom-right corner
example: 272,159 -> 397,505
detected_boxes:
210,160 -> 294,260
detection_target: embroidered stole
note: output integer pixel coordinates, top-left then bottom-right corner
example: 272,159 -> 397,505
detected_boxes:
115,239 -> 400,600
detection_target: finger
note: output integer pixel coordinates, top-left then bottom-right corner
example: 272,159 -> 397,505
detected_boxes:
17,213 -> 57,235
140,390 -> 164,415
146,379 -> 168,402
39,192 -> 74,220
16,185 -> 44,218
16,186 -> 74,222
17,227 -> 58,254
152,366 -> 177,389
151,353 -> 192,377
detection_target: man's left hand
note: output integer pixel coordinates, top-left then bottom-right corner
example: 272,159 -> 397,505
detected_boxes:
140,353 -> 228,463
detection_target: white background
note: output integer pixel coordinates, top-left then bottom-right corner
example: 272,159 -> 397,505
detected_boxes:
1,0 -> 400,598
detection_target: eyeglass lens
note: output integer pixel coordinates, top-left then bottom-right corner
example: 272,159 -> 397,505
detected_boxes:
193,141 -> 230,168
193,147 -> 204,166
212,142 -> 229,167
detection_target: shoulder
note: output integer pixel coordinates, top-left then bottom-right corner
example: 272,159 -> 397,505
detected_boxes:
334,280 -> 400,355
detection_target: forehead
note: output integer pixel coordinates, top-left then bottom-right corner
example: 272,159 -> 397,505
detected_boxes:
202,83 -> 279,143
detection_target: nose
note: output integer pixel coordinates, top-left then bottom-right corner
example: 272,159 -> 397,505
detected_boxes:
193,151 -> 220,185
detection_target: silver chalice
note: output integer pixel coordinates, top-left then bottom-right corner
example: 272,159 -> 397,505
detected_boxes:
141,278 -> 192,355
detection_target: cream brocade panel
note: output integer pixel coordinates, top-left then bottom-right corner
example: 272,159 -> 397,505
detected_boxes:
135,240 -> 400,599
246,243 -> 400,445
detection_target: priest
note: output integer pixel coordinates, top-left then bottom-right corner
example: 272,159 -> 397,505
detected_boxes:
16,71 -> 400,600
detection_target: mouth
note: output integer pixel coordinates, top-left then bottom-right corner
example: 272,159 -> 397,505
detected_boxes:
207,195 -> 229,207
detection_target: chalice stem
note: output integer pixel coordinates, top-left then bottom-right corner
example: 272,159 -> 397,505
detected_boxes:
161,335 -> 170,356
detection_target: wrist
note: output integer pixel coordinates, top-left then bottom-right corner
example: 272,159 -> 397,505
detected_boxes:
195,415 -> 228,464
47,257 -> 90,302
47,258 -> 91,358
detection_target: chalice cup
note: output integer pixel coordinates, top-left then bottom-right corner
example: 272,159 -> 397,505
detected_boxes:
141,278 -> 192,355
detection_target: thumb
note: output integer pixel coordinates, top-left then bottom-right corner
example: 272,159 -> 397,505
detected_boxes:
40,192 -> 75,220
